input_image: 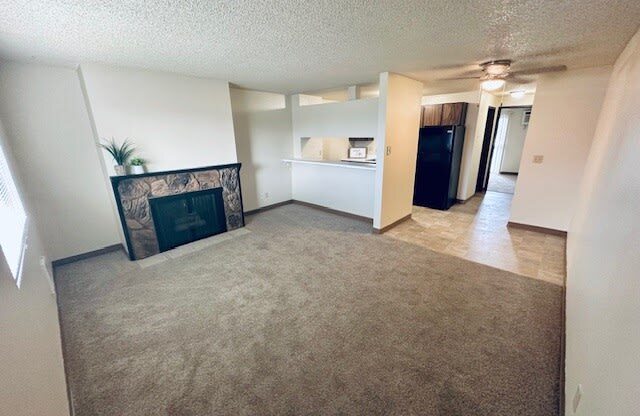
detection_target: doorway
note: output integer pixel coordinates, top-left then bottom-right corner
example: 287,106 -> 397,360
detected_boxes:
477,106 -> 531,194
476,106 -> 497,192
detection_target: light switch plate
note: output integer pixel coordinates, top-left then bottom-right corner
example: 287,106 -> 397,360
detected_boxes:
386,146 -> 392,156
533,155 -> 544,164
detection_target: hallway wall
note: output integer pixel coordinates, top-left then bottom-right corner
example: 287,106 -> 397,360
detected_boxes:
374,72 -> 423,229
510,66 -> 611,231
0,118 -> 69,416
498,107 -> 529,173
565,29 -> 640,415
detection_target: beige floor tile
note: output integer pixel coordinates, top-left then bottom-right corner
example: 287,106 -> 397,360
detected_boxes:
385,191 -> 567,285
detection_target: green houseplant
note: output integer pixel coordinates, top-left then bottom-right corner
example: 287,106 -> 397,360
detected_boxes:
129,157 -> 147,175
100,138 -> 135,175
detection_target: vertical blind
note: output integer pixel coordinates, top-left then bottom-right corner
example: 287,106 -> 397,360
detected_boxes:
0,142 -> 27,281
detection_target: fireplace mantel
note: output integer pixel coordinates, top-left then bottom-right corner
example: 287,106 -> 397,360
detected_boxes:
110,163 -> 244,260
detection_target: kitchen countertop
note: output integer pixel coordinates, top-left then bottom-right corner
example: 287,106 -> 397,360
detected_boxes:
282,158 -> 377,171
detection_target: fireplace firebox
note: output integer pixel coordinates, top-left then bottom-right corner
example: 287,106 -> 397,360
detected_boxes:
149,188 -> 227,253
110,164 -> 244,260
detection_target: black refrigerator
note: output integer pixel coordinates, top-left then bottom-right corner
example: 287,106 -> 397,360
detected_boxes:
413,125 -> 465,210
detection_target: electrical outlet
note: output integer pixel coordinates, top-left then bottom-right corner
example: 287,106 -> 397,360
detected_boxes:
385,146 -> 392,156
533,155 -> 544,164
572,384 -> 583,413
264,192 -> 270,200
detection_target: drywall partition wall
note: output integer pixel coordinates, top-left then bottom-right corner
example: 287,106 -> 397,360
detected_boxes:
290,161 -> 375,218
499,107 -> 530,173
230,88 -> 292,211
509,66 -> 611,231
80,63 -> 238,175
289,94 -> 378,216
0,119 -> 70,416
0,233 -> 70,416
374,72 -> 423,230
565,28 -> 640,416
421,90 -> 480,105
500,92 -> 535,107
457,90 -> 501,200
291,94 -> 379,157
0,61 -> 121,260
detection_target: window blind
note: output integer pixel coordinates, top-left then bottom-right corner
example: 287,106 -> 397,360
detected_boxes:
0,142 -> 27,282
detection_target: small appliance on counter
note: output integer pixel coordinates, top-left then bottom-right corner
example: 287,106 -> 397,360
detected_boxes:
341,146 -> 376,164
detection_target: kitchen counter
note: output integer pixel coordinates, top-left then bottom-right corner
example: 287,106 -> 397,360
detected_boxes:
282,158 -> 376,170
284,158 -> 376,218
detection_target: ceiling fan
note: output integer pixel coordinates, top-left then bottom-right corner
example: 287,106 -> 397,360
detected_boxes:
447,59 -> 567,91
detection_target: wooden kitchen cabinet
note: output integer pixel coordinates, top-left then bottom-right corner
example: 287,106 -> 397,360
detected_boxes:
421,102 -> 468,127
441,102 -> 467,125
422,104 -> 442,127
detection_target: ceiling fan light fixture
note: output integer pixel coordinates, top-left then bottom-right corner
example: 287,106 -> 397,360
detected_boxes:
481,78 -> 505,91
483,60 -> 511,76
510,90 -> 526,98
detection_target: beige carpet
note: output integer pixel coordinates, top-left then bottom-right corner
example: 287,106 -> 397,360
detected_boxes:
55,204 -> 562,416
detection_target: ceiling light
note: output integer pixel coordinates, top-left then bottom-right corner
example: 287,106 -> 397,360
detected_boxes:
510,90 -> 526,99
483,60 -> 511,76
481,79 -> 505,91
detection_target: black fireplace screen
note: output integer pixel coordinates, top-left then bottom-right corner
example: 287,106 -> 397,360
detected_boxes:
149,188 -> 227,253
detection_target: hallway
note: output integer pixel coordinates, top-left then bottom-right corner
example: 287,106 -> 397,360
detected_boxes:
487,172 -> 517,194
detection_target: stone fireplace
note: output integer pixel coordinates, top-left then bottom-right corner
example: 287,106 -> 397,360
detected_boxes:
110,163 -> 244,260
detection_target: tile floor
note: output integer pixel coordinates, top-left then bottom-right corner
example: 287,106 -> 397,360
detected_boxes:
385,191 -> 566,285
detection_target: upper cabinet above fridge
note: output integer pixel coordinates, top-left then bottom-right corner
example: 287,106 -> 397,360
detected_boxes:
421,102 -> 468,127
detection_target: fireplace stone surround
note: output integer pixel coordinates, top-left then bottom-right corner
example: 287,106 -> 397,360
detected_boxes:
110,163 -> 244,260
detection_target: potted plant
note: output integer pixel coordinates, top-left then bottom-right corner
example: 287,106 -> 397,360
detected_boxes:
129,157 -> 147,174
99,138 -> 135,175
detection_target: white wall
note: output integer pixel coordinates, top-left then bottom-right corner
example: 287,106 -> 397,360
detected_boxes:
80,63 -> 238,175
421,90 -> 480,105
500,92 -> 535,107
291,95 -> 379,157
499,107 -> 530,173
374,72 -> 423,229
510,66 -> 611,231
230,88 -> 292,211
0,119 -> 70,416
299,137 -> 351,161
565,29 -> 640,416
0,62 -> 120,261
291,162 -> 375,218
458,90 -> 501,200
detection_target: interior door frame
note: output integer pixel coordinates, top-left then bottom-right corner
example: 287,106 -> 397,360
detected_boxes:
478,105 -> 532,192
475,106 -> 497,192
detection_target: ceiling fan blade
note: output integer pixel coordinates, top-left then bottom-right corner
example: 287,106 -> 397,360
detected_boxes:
511,65 -> 567,76
440,75 -> 482,81
508,75 -> 535,84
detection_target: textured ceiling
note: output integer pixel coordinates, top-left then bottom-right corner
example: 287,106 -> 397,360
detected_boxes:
1,0 -> 639,93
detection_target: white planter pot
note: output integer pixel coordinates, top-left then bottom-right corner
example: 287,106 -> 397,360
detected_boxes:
114,165 -> 126,176
129,165 -> 145,175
